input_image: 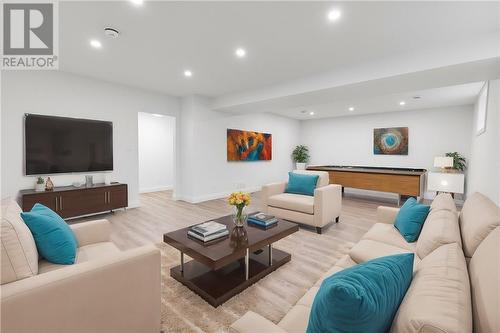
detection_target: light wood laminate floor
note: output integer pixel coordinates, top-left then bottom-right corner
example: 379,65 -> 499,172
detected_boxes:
74,191 -> 398,250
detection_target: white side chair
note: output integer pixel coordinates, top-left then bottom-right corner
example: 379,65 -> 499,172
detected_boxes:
262,170 -> 342,234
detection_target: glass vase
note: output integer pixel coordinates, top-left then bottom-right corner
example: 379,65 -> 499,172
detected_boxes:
232,207 -> 247,227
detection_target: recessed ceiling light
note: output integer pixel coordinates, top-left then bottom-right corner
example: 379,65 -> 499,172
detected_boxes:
327,9 -> 342,22
309,111 -> 315,116
184,70 -> 193,77
348,106 -> 355,111
90,39 -> 102,49
130,0 -> 144,6
235,48 -> 246,58
399,101 -> 406,106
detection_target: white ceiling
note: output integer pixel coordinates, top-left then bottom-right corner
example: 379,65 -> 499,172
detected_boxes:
60,1 -> 500,97
276,81 -> 484,120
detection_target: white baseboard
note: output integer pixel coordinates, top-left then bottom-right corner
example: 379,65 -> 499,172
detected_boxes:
174,186 -> 262,204
139,185 -> 173,194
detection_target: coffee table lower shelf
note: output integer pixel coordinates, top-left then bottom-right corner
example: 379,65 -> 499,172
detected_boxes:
170,247 -> 291,307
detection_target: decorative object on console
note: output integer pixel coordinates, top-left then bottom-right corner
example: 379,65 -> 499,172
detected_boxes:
227,129 -> 272,161
292,145 -> 310,170
373,127 -> 408,155
285,171 -> 319,196
307,253 -> 414,333
394,197 -> 430,242
445,152 -> 467,171
85,175 -> 94,188
45,177 -> 54,191
433,156 -> 454,171
35,177 -> 45,192
104,174 -> 111,185
228,192 -> 251,227
20,203 -> 78,264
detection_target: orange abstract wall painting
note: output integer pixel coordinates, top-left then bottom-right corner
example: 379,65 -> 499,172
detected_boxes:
227,129 -> 272,161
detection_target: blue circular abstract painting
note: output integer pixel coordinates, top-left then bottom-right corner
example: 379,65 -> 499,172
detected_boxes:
373,127 -> 408,155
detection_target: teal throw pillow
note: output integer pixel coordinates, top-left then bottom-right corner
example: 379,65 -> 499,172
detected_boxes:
285,172 -> 319,196
306,253 -> 414,333
394,197 -> 430,242
21,203 -> 78,264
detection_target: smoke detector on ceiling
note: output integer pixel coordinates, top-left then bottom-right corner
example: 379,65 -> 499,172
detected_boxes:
104,27 -> 120,38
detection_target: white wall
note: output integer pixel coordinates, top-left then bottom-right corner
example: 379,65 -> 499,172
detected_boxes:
138,112 -> 175,193
301,106 -> 474,199
1,71 -> 180,207
175,96 -> 300,202
468,79 -> 500,205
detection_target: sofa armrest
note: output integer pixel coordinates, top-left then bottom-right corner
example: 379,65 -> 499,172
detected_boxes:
313,184 -> 342,227
70,219 -> 111,247
230,311 -> 288,333
262,182 -> 287,211
1,245 -> 160,333
377,206 -> 400,224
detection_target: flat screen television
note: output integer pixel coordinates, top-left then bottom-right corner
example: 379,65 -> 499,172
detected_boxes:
25,114 -> 113,175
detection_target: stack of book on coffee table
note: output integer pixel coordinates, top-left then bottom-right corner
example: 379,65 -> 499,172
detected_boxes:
188,221 -> 229,242
248,212 -> 278,228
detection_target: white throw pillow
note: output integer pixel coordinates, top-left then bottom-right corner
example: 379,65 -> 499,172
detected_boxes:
1,198 -> 38,284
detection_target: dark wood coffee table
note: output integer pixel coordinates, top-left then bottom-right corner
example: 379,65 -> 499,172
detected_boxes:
163,215 -> 299,307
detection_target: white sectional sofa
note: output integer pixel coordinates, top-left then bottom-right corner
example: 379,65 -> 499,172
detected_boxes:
231,192 -> 500,333
1,198 -> 161,333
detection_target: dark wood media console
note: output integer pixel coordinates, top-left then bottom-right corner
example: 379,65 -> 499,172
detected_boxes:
20,183 -> 128,219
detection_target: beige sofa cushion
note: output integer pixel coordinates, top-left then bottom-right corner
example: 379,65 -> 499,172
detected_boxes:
38,242 -> 120,274
459,192 -> 500,258
468,227 -> 500,333
268,193 -> 314,214
1,199 -> 38,284
362,223 -> 416,251
391,243 -> 472,333
349,239 -> 420,268
416,209 -> 461,259
430,193 -> 457,214
293,170 -> 329,188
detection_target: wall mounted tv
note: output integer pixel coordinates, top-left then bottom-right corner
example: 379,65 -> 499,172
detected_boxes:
25,114 -> 113,175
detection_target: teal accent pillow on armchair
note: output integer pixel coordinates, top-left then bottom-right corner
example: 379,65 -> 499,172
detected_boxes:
285,172 -> 319,196
306,253 -> 414,333
21,203 -> 78,264
394,197 -> 430,242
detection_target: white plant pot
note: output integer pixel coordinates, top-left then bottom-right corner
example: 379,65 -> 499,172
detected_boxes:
35,184 -> 45,192
296,162 -> 307,170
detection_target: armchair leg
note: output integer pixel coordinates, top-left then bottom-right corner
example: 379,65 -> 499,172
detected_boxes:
316,227 -> 322,234
335,216 -> 339,223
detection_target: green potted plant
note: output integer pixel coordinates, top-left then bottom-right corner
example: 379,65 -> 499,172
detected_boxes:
35,177 -> 45,192
446,152 -> 467,171
292,145 -> 310,170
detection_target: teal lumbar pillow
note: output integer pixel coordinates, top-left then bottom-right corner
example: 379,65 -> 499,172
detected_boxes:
285,172 -> 319,196
21,203 -> 78,264
394,197 -> 430,242
307,253 -> 414,333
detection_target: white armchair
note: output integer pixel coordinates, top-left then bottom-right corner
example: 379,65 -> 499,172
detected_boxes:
262,170 -> 342,234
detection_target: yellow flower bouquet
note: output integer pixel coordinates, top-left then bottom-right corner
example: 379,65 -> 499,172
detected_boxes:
228,192 -> 251,227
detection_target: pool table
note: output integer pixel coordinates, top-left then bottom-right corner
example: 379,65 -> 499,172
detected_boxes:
306,165 -> 427,203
